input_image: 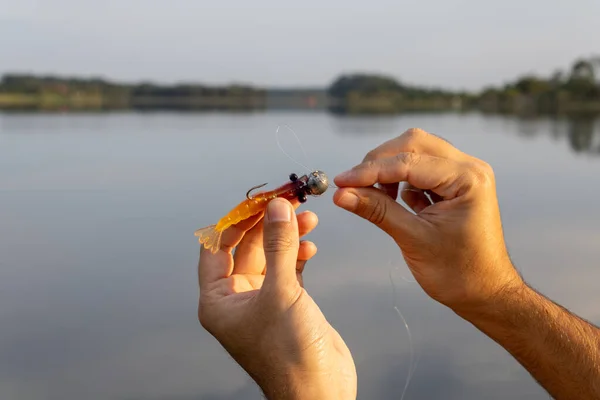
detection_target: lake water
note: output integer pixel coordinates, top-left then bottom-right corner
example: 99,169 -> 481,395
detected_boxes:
1,111 -> 600,400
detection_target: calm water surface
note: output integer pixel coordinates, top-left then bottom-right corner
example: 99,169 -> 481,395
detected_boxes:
1,111 -> 600,400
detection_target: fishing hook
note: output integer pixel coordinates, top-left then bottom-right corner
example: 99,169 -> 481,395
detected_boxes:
246,182 -> 268,200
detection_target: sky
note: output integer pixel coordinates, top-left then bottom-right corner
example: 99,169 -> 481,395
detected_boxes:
1,0 -> 599,91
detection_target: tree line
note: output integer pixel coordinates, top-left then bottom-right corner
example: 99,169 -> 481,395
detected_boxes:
0,74 -> 267,110
1,55 -> 599,114
327,56 -> 600,115
476,56 -> 600,114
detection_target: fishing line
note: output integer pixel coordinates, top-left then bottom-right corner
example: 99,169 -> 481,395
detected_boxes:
392,262 -> 417,284
275,124 -> 312,173
275,123 -> 421,398
274,123 -> 428,197
389,261 -> 420,400
274,123 -> 343,189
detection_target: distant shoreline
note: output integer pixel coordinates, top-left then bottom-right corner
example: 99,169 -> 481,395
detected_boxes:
2,55 -> 600,116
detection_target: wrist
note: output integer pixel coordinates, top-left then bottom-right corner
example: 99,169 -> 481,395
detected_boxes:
454,280 -> 536,325
452,272 -> 531,325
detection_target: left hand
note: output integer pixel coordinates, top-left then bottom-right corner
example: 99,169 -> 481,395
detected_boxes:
197,198 -> 357,400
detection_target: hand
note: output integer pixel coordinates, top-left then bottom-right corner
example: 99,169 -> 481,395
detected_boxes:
197,198 -> 357,400
333,128 -> 524,314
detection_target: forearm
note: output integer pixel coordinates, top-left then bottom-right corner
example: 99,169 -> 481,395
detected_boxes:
457,281 -> 600,399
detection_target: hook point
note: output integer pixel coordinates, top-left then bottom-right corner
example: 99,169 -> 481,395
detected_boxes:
246,182 -> 268,199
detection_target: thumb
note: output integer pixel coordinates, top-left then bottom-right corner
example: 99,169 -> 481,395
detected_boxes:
333,187 -> 423,243
261,198 -> 300,299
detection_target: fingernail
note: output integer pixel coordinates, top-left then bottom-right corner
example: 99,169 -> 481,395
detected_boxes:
266,199 -> 291,223
338,191 -> 359,210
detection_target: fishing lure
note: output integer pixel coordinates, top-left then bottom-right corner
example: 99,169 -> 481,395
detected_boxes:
195,170 -> 329,253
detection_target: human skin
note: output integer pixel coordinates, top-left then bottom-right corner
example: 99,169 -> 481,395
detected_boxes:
198,128 -> 600,399
333,128 -> 600,400
197,198 -> 357,400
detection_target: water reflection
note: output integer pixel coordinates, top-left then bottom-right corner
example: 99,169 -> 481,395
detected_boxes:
500,115 -> 600,156
328,112 -> 600,157
1,112 -> 599,400
567,116 -> 600,154
514,116 -> 547,138
327,114 -> 405,136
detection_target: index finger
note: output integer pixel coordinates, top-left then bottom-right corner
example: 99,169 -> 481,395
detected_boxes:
362,128 -> 464,163
198,198 -> 304,288
361,129 -> 466,199
197,215 -> 262,291
219,198 -> 303,253
334,153 -> 468,200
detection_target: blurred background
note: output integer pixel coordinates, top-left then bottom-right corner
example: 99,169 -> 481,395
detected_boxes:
1,1 -> 600,399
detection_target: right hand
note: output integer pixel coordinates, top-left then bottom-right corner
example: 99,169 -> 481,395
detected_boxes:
333,128 -> 524,314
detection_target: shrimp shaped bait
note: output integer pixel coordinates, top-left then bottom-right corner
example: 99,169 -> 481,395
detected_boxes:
195,170 -> 329,254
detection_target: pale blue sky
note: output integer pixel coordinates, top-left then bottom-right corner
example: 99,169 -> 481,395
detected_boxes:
1,0 -> 598,91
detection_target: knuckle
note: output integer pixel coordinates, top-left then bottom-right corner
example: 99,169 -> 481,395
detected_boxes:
403,127 -> 428,142
395,151 -> 421,167
264,234 -> 295,253
404,128 -> 455,149
354,159 -> 376,172
363,149 -> 379,162
364,129 -> 429,162
465,162 -> 494,188
479,160 -> 495,179
363,159 -> 377,169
